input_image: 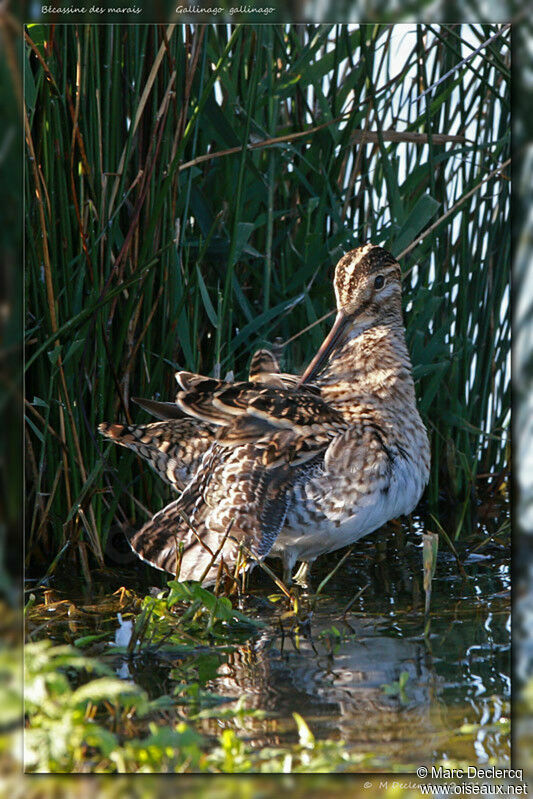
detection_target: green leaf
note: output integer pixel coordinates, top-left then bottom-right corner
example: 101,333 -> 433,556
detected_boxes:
233,222 -> 256,263
73,633 -> 111,647
391,194 -> 441,255
63,338 -> 86,365
24,50 -> 37,114
71,677 -> 147,708
195,266 -> 218,328
32,396 -> 48,408
293,712 -> 315,747
47,346 -> 62,367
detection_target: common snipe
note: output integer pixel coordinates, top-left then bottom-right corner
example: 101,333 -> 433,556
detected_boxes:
99,244 -> 430,585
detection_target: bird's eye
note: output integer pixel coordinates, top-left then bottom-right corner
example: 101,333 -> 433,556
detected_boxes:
374,275 -> 385,289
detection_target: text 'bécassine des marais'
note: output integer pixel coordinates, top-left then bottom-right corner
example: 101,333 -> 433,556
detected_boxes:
41,6 -> 143,13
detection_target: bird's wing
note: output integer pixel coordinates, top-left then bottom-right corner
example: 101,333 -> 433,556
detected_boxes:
130,397 -> 186,420
126,384 -> 346,580
98,419 -> 213,491
176,380 -> 344,430
131,343 -> 318,423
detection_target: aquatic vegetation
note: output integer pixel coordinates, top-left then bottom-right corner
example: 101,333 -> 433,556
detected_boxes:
21,639 -> 372,773
24,640 -> 174,772
19,520 -> 511,774
116,580 -> 265,652
380,670 -> 410,704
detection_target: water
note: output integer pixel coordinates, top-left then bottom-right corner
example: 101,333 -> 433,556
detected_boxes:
25,506 -> 510,771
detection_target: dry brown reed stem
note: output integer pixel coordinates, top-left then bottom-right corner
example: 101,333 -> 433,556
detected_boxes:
177,128 -> 466,175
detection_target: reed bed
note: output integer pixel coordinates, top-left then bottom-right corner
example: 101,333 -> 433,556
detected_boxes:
24,23 -> 510,574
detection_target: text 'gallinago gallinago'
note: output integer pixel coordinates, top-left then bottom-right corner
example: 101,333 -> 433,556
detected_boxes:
99,244 -> 430,586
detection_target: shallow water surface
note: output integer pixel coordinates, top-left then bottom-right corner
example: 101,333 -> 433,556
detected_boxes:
26,509 -> 510,771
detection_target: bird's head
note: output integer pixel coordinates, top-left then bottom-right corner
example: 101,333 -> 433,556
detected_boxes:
299,244 -> 403,384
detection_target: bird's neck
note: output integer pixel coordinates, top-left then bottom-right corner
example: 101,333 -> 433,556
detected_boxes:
317,320 -> 417,411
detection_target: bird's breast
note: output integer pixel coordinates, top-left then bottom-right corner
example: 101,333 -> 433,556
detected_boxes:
272,446 -> 428,561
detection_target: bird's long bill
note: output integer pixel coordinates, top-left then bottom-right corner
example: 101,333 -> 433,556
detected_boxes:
298,311 -> 350,385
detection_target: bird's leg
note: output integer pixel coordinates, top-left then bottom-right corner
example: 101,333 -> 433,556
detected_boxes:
293,559 -> 313,587
281,550 -> 297,587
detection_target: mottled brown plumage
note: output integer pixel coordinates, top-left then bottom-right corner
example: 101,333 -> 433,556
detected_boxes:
98,418 -> 213,492
99,244 -> 430,585
98,348 -> 288,490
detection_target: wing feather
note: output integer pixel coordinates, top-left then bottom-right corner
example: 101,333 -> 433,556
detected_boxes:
98,419 -> 213,490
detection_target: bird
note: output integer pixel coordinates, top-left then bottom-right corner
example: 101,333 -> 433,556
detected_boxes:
99,244 -> 430,587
